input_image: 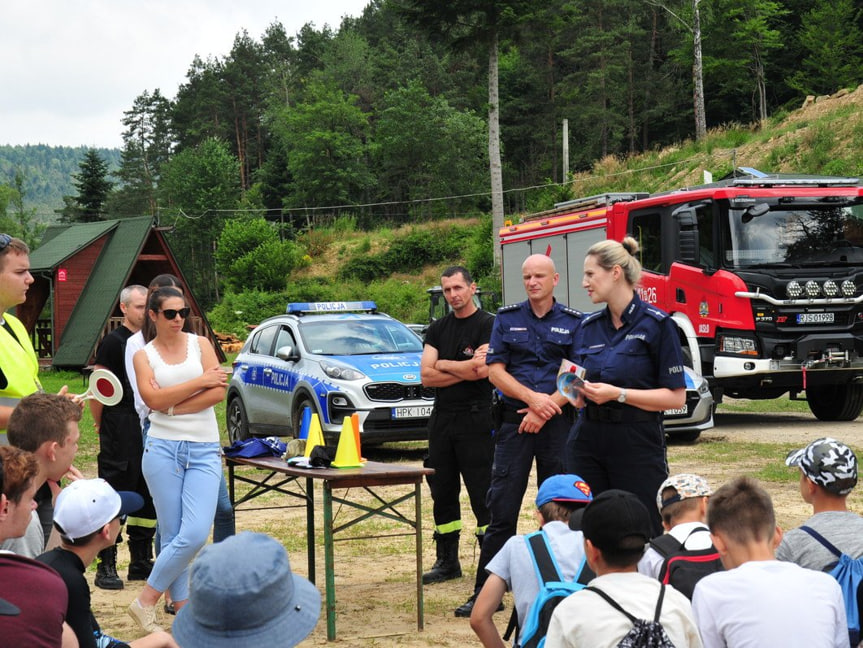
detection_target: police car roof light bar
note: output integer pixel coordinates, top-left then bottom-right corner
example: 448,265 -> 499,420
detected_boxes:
287,301 -> 378,315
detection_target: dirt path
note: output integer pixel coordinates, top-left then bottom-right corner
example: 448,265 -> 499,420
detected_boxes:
91,410 -> 863,646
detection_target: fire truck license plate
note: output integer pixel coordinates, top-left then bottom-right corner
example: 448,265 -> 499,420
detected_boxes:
797,313 -> 834,324
392,405 -> 433,419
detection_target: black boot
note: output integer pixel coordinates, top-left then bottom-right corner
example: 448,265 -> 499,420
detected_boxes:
127,539 -> 154,581
422,531 -> 462,585
454,589 -> 505,618
94,545 -> 124,590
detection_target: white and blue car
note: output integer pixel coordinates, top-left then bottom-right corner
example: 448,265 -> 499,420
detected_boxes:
226,302 -> 434,445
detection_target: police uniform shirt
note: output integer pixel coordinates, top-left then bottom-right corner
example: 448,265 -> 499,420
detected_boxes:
486,300 -> 581,409
574,294 -> 685,393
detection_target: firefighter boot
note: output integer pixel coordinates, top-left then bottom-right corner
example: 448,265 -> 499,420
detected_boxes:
422,531 -> 462,584
127,538 -> 154,581
94,545 -> 124,590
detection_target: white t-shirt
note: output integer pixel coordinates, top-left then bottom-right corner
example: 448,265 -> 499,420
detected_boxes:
692,559 -> 849,648
639,521 -> 713,578
546,571 -> 702,648
124,330 -> 148,427
486,521 -> 588,627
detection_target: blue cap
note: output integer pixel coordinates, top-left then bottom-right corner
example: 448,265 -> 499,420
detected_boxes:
536,474 -> 593,508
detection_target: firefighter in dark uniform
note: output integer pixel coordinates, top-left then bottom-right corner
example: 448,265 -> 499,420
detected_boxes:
566,237 -> 686,535
420,266 -> 495,586
454,253 -> 581,617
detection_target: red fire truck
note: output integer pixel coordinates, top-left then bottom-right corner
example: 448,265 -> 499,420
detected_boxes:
498,171 -> 863,420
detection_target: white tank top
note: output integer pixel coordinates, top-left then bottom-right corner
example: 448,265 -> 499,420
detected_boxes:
144,333 -> 219,443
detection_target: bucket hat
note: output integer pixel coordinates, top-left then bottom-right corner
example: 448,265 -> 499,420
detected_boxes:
173,531 -> 321,647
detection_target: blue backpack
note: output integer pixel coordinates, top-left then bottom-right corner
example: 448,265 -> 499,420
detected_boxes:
504,530 -> 594,648
800,525 -> 863,646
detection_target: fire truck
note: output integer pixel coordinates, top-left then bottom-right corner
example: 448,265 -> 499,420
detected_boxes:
498,171 -> 863,420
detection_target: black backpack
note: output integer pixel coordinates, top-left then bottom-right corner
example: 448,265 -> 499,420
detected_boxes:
648,527 -> 723,599
502,530 -> 594,648
585,584 -> 676,648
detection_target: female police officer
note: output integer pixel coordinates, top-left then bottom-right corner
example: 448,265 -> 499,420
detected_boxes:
565,237 -> 686,534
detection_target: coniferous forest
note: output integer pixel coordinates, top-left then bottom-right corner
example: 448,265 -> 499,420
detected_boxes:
1,0 -> 861,315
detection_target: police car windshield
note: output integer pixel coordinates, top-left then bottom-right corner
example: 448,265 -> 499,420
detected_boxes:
299,319 -> 424,355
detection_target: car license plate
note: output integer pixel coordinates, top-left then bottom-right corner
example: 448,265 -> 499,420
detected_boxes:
664,406 -> 688,416
797,312 -> 834,324
392,405 -> 433,419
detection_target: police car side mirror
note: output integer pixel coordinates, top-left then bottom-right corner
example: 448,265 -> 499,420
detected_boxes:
276,345 -> 300,362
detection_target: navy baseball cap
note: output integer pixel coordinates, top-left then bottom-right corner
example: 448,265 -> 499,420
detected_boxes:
581,489 -> 651,552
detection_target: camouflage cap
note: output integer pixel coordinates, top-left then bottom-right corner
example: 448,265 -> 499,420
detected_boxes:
786,437 -> 858,496
656,473 -> 712,512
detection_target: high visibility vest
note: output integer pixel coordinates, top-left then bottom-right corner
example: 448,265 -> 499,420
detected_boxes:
0,313 -> 41,430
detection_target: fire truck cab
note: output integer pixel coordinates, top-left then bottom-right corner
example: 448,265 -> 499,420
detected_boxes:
499,172 -> 863,420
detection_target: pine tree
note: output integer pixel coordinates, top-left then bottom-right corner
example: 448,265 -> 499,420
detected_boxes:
60,149 -> 114,222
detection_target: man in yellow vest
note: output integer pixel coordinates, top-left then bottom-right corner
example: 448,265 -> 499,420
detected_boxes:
0,234 -> 42,437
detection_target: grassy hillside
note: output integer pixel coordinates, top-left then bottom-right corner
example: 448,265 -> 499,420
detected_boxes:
210,85 -> 863,337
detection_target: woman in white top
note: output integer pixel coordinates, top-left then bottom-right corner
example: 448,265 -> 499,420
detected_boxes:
127,286 -> 228,633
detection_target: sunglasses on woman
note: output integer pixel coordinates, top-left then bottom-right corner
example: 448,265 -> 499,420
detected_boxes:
159,307 -> 190,320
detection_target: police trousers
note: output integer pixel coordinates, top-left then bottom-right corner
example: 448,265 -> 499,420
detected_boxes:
473,412 -> 569,591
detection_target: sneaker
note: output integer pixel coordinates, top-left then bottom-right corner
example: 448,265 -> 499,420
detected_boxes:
128,598 -> 163,633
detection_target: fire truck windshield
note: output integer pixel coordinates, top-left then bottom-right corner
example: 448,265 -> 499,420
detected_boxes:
723,202 -> 863,268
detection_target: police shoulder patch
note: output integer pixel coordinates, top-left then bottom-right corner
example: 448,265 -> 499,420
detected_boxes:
497,303 -> 521,313
644,306 -> 670,322
581,311 -> 602,325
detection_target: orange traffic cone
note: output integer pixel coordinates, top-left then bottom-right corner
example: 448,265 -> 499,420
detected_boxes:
332,417 -> 363,468
350,412 -> 366,463
303,413 -> 326,458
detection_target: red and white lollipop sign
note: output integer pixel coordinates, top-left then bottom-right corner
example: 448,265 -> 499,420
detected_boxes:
77,369 -> 123,406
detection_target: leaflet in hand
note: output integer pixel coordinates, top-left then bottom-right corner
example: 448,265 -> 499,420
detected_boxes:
557,359 -> 586,405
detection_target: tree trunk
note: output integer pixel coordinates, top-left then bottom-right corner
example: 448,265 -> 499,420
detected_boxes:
488,30 -> 504,269
692,0 -> 707,140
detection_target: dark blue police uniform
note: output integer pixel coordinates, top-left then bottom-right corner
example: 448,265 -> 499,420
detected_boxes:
471,299 -> 581,595
565,294 -> 685,534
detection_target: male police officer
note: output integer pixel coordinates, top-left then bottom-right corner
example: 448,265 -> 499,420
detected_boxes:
454,254 -> 581,617
421,266 -> 495,585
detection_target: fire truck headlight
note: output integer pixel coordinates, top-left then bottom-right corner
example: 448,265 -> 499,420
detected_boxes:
719,335 -> 758,356
842,280 -> 856,297
823,280 -> 838,297
786,281 -> 802,298
804,281 -> 820,298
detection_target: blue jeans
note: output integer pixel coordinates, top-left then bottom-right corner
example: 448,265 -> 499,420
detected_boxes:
142,437 -> 221,601
213,471 -> 235,542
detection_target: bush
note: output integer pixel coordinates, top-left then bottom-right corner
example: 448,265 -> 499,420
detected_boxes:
207,290 -> 289,339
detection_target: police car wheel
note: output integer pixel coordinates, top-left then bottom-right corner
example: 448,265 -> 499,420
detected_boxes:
227,397 -> 251,443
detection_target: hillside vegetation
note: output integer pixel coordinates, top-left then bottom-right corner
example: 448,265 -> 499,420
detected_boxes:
207,85 -> 863,337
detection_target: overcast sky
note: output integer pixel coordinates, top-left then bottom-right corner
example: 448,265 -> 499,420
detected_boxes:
1,0 -> 371,149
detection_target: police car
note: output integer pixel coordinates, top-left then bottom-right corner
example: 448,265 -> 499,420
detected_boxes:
664,366 -> 714,442
226,301 -> 433,445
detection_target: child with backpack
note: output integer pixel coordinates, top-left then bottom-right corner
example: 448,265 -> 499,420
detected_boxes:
546,489 -> 702,648
469,474 -> 593,648
639,473 -> 723,599
777,437 -> 863,645
692,476 -> 849,648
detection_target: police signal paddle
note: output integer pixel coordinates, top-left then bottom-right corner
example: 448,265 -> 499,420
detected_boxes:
75,368 -> 123,406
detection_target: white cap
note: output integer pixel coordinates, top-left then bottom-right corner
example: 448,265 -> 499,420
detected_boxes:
54,478 -> 143,541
